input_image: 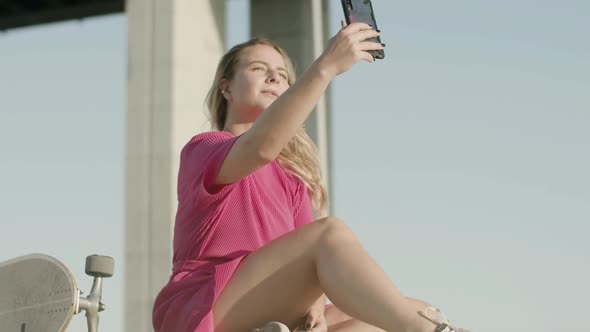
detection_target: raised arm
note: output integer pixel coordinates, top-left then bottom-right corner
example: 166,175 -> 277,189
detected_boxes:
216,23 -> 383,185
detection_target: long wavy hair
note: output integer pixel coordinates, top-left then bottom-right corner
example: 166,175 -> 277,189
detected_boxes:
205,38 -> 328,216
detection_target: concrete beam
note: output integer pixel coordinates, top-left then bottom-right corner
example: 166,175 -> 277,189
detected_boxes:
125,0 -> 225,330
250,0 -> 333,212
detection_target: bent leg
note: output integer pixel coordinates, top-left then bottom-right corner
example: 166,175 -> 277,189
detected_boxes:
326,298 -> 440,332
213,216 -> 432,332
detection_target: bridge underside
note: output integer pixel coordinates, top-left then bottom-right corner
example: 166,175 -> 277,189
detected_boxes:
0,0 -> 123,30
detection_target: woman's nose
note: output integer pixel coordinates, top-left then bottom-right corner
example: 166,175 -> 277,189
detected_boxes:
267,71 -> 280,83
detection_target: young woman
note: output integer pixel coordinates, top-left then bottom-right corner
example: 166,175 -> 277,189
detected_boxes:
152,22 -> 468,332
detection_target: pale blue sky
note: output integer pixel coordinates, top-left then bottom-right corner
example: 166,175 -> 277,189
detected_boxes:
1,1 -> 588,331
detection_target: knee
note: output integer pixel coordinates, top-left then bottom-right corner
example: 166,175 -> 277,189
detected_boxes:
316,215 -> 347,230
316,216 -> 355,243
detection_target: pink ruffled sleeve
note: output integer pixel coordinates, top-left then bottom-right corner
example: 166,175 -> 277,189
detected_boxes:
178,131 -> 240,209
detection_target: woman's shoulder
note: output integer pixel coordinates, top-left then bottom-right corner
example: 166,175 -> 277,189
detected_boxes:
188,130 -> 234,145
182,130 -> 234,152
180,130 -> 236,160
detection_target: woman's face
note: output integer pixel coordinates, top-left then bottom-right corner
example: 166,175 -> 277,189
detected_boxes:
223,44 -> 290,121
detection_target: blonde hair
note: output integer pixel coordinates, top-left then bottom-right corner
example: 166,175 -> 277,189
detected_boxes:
205,38 -> 328,216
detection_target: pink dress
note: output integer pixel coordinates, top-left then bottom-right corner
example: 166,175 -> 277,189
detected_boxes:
152,131 -> 315,332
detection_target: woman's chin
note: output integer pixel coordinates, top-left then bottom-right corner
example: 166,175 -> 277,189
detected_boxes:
264,99 -> 280,108
240,103 -> 271,119
258,102 -> 273,111
246,106 -> 266,120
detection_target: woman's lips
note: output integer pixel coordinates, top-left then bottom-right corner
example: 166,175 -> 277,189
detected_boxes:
261,90 -> 279,98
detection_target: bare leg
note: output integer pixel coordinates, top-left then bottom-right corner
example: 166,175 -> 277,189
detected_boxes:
213,217 -> 434,332
326,298 -> 439,332
326,303 -> 385,332
329,319 -> 384,332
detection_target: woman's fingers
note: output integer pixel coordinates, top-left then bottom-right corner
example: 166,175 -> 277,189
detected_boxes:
359,51 -> 375,64
350,28 -> 381,43
359,41 -> 385,51
356,41 -> 384,63
316,21 -> 382,77
342,21 -> 373,34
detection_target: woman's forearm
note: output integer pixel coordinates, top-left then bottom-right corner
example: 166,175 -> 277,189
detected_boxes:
249,61 -> 332,161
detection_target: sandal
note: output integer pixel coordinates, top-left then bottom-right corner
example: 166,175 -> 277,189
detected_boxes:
418,306 -> 471,332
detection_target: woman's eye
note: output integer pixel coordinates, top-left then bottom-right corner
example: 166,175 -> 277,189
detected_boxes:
280,73 -> 288,79
253,66 -> 264,71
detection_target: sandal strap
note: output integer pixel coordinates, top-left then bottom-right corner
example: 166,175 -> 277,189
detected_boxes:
435,323 -> 455,332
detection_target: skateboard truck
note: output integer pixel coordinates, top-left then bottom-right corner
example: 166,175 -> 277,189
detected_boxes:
76,255 -> 114,332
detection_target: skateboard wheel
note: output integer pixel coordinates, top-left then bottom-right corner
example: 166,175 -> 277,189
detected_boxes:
85,255 -> 114,277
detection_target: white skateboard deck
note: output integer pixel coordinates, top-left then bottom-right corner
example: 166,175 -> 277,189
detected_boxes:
0,254 -> 78,332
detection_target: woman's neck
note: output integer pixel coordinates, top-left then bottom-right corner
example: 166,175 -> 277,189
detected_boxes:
222,121 -> 253,137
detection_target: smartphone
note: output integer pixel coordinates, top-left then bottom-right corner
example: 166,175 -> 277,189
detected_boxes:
341,0 -> 385,59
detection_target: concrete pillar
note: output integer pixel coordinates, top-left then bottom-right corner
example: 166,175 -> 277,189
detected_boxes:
250,0 -> 333,210
125,0 -> 225,330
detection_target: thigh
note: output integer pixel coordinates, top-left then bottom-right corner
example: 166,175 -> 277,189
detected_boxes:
213,217 -> 340,332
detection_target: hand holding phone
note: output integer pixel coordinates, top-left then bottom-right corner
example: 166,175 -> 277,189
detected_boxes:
341,0 -> 385,60
315,22 -> 382,78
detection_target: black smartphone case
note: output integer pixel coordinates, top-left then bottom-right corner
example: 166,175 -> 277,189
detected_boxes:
341,0 -> 385,59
